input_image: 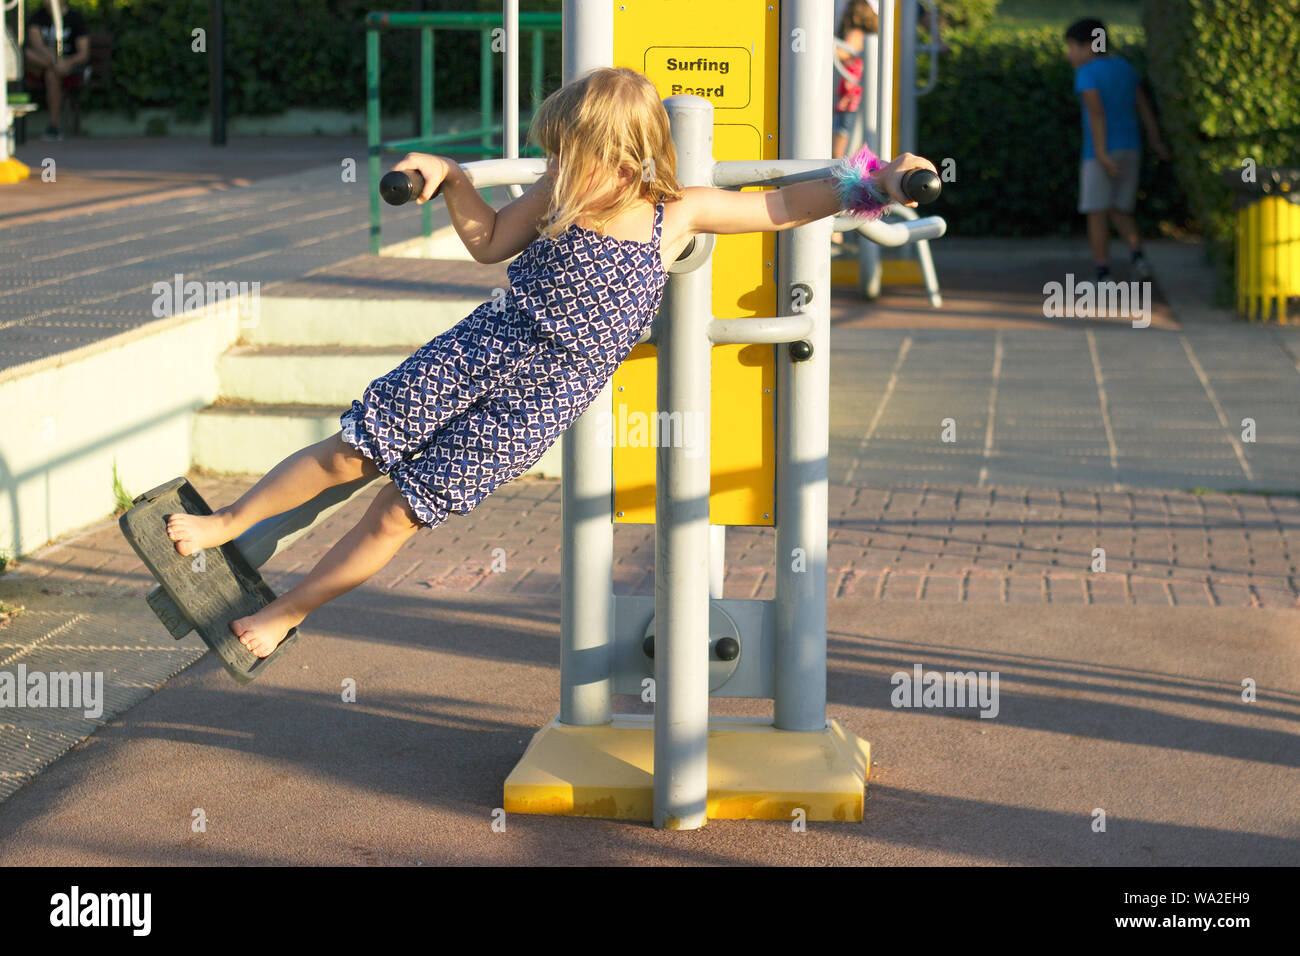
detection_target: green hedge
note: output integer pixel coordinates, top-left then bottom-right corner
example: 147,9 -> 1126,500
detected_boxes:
80,0 -> 563,124
1142,0 -> 1300,288
76,0 -> 1294,263
917,25 -> 1190,237
929,0 -> 1001,33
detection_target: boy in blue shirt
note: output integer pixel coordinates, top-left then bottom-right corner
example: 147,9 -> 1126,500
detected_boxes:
1066,18 -> 1171,282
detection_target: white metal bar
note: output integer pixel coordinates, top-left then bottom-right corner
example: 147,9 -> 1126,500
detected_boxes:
712,158 -> 838,187
558,0 -> 615,729
857,28 -> 881,297
775,0 -> 831,732
0,8 -> 10,165
50,0 -> 61,59
899,0 -> 917,155
709,525 -> 725,599
708,314 -> 815,344
876,0 -> 894,160
654,93 -> 713,831
884,202 -> 944,304
835,213 -> 947,246
504,0 -> 523,199
861,30 -> 879,155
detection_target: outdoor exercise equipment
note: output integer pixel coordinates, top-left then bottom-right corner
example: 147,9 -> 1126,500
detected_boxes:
119,0 -> 945,829
118,478 -> 302,684
365,7 -> 560,253
363,0 -> 948,829
834,0 -> 945,304
378,0 -> 941,830
1,0 -> 34,183
380,158 -> 943,215
121,471 -> 374,682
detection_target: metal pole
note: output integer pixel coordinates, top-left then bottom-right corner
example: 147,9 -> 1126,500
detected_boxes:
655,94 -> 712,831
775,0 -> 830,732
210,0 -> 226,146
367,26 -> 382,254
710,524 -> 725,598
411,0 -> 426,139
0,3 -> 11,165
531,30 -> 544,112
504,0 -> 518,157
860,31 -> 879,157
899,0 -> 917,155
558,0 -> 614,727
421,26 -> 433,239
857,29 -> 881,298
504,0 -> 522,198
480,27 -> 493,200
876,0 -> 894,161
50,0 -> 61,58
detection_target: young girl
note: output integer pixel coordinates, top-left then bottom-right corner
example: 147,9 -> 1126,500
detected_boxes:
165,66 -> 934,659
832,0 -> 879,161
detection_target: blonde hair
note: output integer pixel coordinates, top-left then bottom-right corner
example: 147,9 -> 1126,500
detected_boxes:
528,67 -> 684,240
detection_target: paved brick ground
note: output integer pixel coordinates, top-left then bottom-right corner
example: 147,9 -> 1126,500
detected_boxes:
10,471 -> 1297,612
830,326 -> 1300,491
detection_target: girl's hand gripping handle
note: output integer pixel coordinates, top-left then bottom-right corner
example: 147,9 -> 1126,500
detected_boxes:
899,168 -> 942,205
380,153 -> 449,205
831,146 -> 941,220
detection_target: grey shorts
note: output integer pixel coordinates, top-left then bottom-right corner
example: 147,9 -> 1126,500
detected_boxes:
1079,148 -> 1140,213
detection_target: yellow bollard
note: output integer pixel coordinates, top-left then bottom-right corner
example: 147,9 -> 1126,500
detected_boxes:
1230,172 -> 1299,323
0,157 -> 30,184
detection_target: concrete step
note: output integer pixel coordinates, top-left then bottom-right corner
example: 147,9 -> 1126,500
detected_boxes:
244,254 -> 509,347
193,402 -> 563,480
218,345 -> 414,406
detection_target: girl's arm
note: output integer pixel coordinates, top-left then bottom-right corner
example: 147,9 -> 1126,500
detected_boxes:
391,153 -> 555,263
684,152 -> 935,236
833,27 -> 866,61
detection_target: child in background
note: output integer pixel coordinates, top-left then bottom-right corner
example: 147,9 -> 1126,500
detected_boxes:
1065,17 -> 1172,282
832,0 -> 879,161
165,67 -> 936,658
831,0 -> 879,244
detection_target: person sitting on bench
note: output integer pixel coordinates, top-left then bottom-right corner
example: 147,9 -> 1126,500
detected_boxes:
24,0 -> 91,141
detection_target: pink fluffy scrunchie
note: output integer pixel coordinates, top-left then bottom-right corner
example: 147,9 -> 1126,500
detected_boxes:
829,141 -> 891,220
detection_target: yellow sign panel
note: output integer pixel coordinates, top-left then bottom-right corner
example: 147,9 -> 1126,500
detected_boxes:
612,0 -> 778,526
643,47 -> 751,107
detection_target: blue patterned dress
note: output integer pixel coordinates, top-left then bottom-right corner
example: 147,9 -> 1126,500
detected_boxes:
340,200 -> 668,528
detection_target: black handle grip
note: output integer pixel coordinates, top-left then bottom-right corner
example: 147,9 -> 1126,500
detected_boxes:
900,168 -> 942,205
379,169 -> 436,206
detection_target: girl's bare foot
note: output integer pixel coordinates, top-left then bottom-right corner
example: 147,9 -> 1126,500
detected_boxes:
230,602 -> 301,658
166,510 -> 235,556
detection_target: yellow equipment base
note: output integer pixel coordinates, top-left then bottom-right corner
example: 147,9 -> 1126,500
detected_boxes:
831,254 -> 923,288
0,157 -> 30,184
503,714 -> 869,823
